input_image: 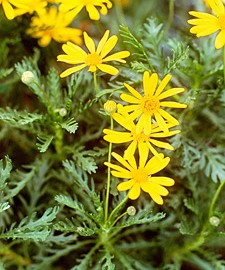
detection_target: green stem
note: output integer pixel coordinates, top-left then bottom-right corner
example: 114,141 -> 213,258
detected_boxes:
208,178 -> 225,220
164,0 -> 175,36
108,195 -> 128,223
33,81 -> 53,112
223,47 -> 225,85
104,117 -> 114,222
115,2 -> 125,25
93,72 -> 103,107
111,211 -> 128,227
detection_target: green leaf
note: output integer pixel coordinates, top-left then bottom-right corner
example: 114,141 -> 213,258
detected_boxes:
72,149 -> 97,174
36,134 -> 54,153
0,202 -> 10,213
60,117 -> 78,134
0,156 -> 12,191
0,67 -> 13,80
100,251 -> 115,270
1,206 -> 59,241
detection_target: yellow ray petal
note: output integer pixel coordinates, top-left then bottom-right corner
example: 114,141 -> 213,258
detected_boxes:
123,83 -> 142,99
145,154 -> 170,175
124,141 -> 137,161
148,189 -> 163,204
117,179 -> 135,191
103,131 -> 132,143
111,152 -> 134,170
100,36 -> 118,58
150,138 -> 174,150
207,0 -> 225,16
150,176 -> 175,186
155,74 -> 172,96
158,87 -> 185,100
160,101 -> 187,108
128,183 -> 141,200
60,64 -> 87,78
143,72 -> 158,96
138,141 -> 149,168
86,4 -> 100,20
103,51 -> 130,62
97,30 -> 110,54
189,11 -> 218,19
154,111 -> 169,133
84,32 -> 96,53
158,109 -> 179,125
215,29 -> 225,49
97,64 -> 119,75
111,171 -> 131,178
2,1 -> 15,20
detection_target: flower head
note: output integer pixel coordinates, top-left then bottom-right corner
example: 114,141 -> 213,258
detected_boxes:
59,0 -> 112,20
12,0 -> 47,17
188,0 -> 225,49
103,104 -> 180,159
104,152 -> 174,204
57,30 -> 130,77
26,6 -> 82,47
120,71 -> 187,134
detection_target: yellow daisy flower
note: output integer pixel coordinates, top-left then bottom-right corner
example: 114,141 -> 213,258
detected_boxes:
103,104 -> 180,159
26,6 -> 82,47
104,152 -> 174,204
57,30 -> 130,77
120,71 -> 187,135
59,0 -> 112,21
188,0 -> 225,49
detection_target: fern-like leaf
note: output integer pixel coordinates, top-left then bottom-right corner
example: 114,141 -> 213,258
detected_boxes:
36,134 -> 54,153
60,117 -> 78,134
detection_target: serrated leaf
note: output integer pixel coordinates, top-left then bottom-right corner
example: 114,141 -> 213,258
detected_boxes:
100,251 -> 115,270
36,134 -> 54,152
73,150 -> 97,174
60,118 -> 78,134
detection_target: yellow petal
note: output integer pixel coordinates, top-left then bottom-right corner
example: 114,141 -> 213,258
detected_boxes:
103,51 -> 130,62
100,35 -> 118,58
113,112 -> 133,131
117,179 -> 135,191
148,189 -> 163,205
86,4 -> 100,20
2,1 -> 15,20
111,171 -> 131,178
111,152 -> 134,170
61,42 -> 87,58
138,141 -> 149,167
84,32 -> 96,53
150,138 -> 174,150
145,155 -> 170,175
60,64 -> 87,77
128,183 -> 141,200
123,83 -> 142,99
124,141 -> 137,160
157,109 -> 179,125
104,162 -> 131,174
158,88 -> 185,100
103,131 -> 132,143
119,94 -> 140,104
150,176 -> 175,186
97,64 -> 119,75
154,111 -> 169,133
160,101 -> 187,108
207,0 -> 225,16
143,72 -> 158,96
97,30 -> 110,54
38,35 -> 51,47
155,74 -> 172,96
189,11 -> 217,19
215,30 -> 225,49
146,142 -> 161,157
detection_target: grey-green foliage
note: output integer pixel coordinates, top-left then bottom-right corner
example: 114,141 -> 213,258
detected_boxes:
1,207 -> 59,241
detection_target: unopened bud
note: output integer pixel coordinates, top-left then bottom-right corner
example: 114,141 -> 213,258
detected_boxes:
209,216 -> 220,227
104,100 -> 117,115
21,71 -> 35,84
59,108 -> 67,117
127,206 -> 136,216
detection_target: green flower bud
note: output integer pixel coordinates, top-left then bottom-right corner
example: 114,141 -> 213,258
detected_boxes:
21,71 -> 35,84
127,206 -> 136,216
209,216 -> 220,227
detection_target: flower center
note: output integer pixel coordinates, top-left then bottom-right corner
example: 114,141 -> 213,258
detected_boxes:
218,14 -> 225,30
132,167 -> 149,183
131,128 -> 149,142
140,96 -> 160,115
85,52 -> 102,66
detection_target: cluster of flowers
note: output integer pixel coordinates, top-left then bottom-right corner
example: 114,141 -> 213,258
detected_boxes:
0,0 -> 130,47
103,73 -> 187,204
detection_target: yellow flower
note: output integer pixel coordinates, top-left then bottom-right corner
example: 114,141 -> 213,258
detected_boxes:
104,152 -> 174,204
57,30 -> 130,77
103,105 -> 180,159
0,0 -> 21,19
188,0 -> 225,49
59,0 -> 112,20
120,71 -> 187,135
26,6 -> 82,47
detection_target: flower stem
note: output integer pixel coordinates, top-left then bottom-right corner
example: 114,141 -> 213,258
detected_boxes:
93,72 -> 103,107
104,117 -> 114,222
208,178 -> 225,220
223,47 -> 225,85
164,0 -> 174,36
108,195 -> 128,223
